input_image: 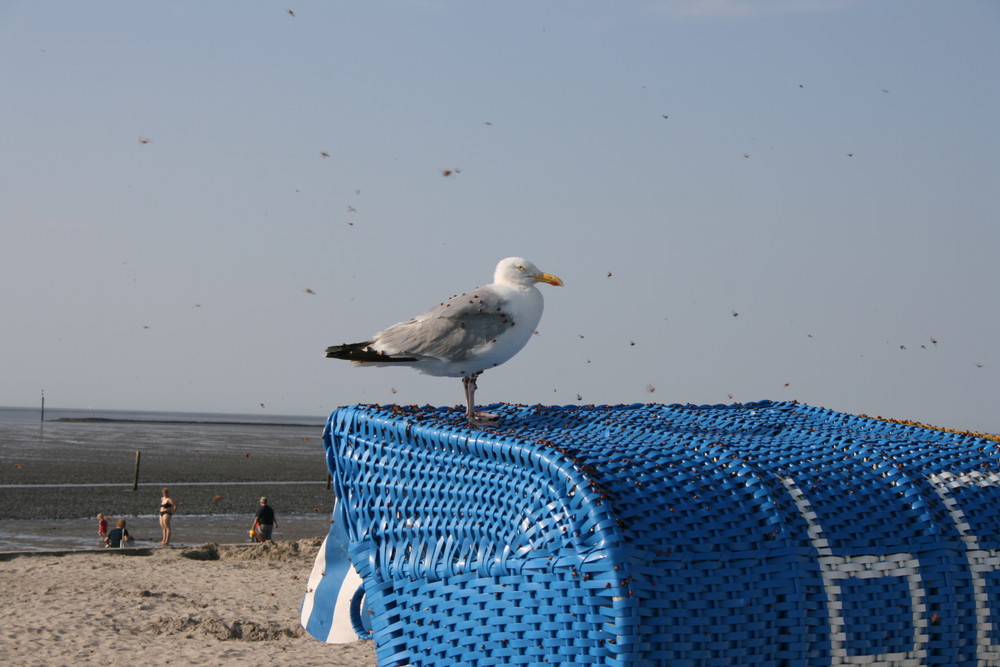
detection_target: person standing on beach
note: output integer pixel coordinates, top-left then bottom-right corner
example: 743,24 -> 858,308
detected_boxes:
105,519 -> 132,548
159,487 -> 178,546
97,513 -> 108,542
253,496 -> 277,543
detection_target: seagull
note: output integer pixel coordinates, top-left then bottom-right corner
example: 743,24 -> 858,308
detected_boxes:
325,257 -> 563,426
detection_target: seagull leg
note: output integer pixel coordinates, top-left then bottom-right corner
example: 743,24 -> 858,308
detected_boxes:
462,372 -> 498,426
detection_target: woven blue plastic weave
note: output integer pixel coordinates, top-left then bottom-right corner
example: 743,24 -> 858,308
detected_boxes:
303,401 -> 1000,666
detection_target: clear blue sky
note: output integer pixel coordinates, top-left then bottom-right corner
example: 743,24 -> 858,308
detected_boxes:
1,1 -> 997,433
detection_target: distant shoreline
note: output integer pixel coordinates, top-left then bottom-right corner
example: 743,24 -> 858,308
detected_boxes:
51,417 -> 318,427
0,405 -> 328,428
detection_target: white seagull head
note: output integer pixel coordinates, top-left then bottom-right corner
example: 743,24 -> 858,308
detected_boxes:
493,257 -> 564,288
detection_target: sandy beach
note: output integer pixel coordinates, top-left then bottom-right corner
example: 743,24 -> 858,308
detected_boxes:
0,539 -> 376,666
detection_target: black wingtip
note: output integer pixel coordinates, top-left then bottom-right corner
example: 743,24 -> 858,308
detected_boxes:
325,341 -> 372,359
325,342 -> 418,363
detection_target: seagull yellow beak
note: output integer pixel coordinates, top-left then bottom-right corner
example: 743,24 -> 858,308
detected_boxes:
532,272 -> 564,286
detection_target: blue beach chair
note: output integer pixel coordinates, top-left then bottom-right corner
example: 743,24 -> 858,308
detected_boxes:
302,401 -> 1000,666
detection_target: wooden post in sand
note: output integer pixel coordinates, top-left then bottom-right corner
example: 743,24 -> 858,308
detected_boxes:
132,450 -> 141,491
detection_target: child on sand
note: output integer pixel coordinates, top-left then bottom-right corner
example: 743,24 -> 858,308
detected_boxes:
97,513 -> 108,542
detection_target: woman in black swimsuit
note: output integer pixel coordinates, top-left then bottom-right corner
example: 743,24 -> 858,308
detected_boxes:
159,487 -> 178,545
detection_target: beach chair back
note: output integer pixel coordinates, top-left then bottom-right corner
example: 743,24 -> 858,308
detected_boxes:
303,401 -> 1000,666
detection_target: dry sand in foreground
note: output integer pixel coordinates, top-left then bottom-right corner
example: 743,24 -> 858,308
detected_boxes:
0,539 -> 376,666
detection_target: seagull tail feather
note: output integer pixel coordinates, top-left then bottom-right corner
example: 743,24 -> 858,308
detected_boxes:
325,342 -> 417,363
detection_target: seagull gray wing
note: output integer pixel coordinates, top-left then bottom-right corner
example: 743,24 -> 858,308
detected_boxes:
372,286 -> 516,361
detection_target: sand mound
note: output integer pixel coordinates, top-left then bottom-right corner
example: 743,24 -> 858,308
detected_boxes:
180,537 -> 322,562
144,615 -> 300,641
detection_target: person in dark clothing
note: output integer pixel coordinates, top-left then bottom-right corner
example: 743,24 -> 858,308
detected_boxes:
105,519 -> 133,548
254,497 -> 277,542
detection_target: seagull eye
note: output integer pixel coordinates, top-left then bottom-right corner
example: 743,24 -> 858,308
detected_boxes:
515,265 -> 525,271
